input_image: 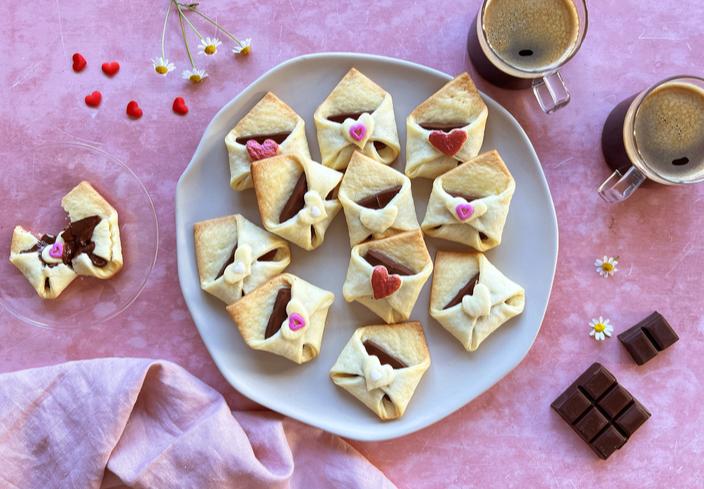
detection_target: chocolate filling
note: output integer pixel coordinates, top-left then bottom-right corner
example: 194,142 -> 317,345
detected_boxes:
356,185 -> 402,209
326,112 -> 373,123
363,340 -> 407,369
373,141 -> 387,152
419,122 -> 468,132
363,249 -> 414,276
215,245 -> 237,280
279,173 -> 308,223
61,216 -> 108,268
235,132 -> 290,145
444,273 -> 480,309
479,232 -> 489,241
44,277 -> 51,292
258,249 -> 278,261
264,287 -> 292,339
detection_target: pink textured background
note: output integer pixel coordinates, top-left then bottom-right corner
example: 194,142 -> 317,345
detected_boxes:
2,1 -> 703,487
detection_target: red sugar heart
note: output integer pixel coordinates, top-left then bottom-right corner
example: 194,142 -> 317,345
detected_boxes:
172,97 -> 188,115
101,61 -> 120,77
126,100 -> 143,119
72,53 -> 87,72
429,129 -> 468,156
371,266 -> 402,300
246,139 -> 280,161
84,91 -> 102,108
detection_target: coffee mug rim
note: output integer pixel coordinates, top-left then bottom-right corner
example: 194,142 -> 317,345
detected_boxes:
478,0 -> 589,78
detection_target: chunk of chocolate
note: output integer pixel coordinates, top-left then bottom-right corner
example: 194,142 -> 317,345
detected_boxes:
444,273 -> 480,309
258,249 -> 278,262
551,362 -> 650,460
235,132 -> 290,145
327,112 -> 372,123
61,215 -> 108,268
363,339 -> 407,369
356,185 -> 402,209
618,312 -> 678,365
279,173 -> 308,223
215,245 -> 237,280
264,287 -> 292,339
363,249 -> 414,276
419,122 -> 468,131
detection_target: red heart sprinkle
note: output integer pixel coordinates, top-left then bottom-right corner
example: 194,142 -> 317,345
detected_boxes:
72,53 -> 87,72
246,139 -> 280,161
172,97 -> 189,115
101,61 -> 120,77
84,91 -> 102,108
371,266 -> 402,299
126,100 -> 143,119
428,129 -> 468,156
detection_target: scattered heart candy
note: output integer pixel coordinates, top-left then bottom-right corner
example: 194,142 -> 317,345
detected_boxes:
246,139 -> 279,161
101,61 -> 120,77
126,100 -> 143,119
172,96 -> 188,115
84,91 -> 102,108
72,53 -> 87,72
455,202 -> 474,221
429,129 -> 468,156
349,123 -> 367,142
371,266 -> 402,299
288,313 -> 306,331
49,242 -> 63,259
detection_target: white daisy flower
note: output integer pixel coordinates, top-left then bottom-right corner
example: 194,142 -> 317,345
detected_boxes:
589,317 -> 614,341
182,68 -> 208,83
198,37 -> 222,56
232,38 -> 252,56
151,56 -> 175,76
595,256 -> 619,278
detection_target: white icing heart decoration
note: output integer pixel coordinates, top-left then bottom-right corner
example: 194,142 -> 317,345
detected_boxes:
362,354 -> 396,391
281,298 -> 309,341
461,282 -> 492,319
298,190 -> 328,225
342,113 -> 375,149
359,205 -> 399,234
446,196 -> 487,223
223,244 -> 252,285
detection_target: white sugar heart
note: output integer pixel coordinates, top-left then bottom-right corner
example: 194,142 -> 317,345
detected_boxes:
298,190 -> 327,225
223,244 -> 252,285
461,282 -> 492,318
359,205 -> 398,234
341,113 -> 375,149
362,354 -> 396,391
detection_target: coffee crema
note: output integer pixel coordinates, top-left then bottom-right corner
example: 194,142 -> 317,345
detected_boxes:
633,82 -> 704,180
482,0 -> 580,72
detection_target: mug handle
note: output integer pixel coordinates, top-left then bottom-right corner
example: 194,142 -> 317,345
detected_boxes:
598,166 -> 647,203
532,72 -> 570,113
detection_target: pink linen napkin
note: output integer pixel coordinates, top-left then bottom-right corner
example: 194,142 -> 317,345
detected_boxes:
0,358 -> 395,489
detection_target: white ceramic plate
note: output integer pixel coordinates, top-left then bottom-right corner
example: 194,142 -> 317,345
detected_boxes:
176,53 -> 557,441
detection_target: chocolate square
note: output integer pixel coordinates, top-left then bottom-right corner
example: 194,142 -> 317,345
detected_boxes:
615,402 -> 651,436
642,315 -> 679,350
618,312 -> 678,365
599,385 -> 633,418
620,329 -> 658,365
591,426 -> 626,460
552,389 -> 591,423
574,407 -> 608,442
581,367 -> 616,400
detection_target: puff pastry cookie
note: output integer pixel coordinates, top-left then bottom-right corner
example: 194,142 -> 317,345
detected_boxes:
194,214 -> 291,305
339,151 -> 419,246
342,230 -> 432,323
252,154 -> 343,251
226,273 -> 335,364
330,322 -> 431,420
314,68 -> 400,170
421,150 -> 515,251
225,92 -> 311,191
430,251 -> 525,351
8,181 -> 123,299
405,73 -> 488,179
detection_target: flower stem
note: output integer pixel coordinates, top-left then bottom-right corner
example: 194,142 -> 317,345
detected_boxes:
178,2 -> 244,46
175,3 -> 196,69
160,2 -> 172,58
174,0 -> 204,40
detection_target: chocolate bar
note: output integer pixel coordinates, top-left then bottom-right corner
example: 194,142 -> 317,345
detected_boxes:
264,287 -> 292,339
363,340 -> 407,369
356,186 -> 402,209
363,249 -> 414,276
279,173 -> 308,223
551,363 -> 650,460
618,312 -> 678,365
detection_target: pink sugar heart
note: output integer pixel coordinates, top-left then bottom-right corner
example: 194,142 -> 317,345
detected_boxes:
246,139 -> 279,161
288,313 -> 306,331
49,242 -> 63,259
349,123 -> 367,142
455,203 -> 474,221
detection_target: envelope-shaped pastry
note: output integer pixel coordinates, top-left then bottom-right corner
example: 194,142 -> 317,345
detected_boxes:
9,227 -> 78,299
59,181 -> 123,279
338,151 -> 419,246
226,273 -> 335,364
224,92 -> 311,191
430,251 -> 525,351
421,150 -> 515,251
405,73 -> 488,179
329,322 -> 430,420
314,68 -> 400,170
252,154 -> 343,251
342,230 -> 432,323
194,214 -> 291,305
